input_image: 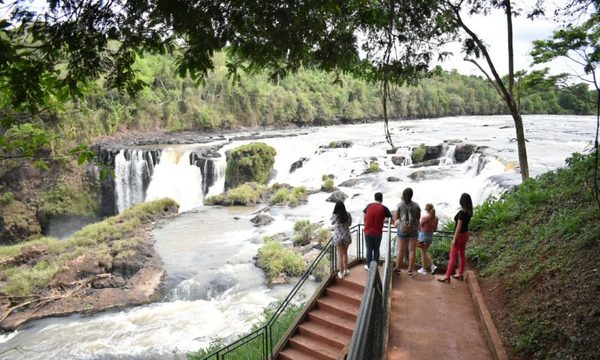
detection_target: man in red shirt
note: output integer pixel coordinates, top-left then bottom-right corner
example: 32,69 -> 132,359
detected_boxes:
363,192 -> 392,269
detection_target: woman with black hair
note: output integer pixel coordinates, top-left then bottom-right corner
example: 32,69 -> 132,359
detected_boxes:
332,200 -> 352,279
438,193 -> 473,283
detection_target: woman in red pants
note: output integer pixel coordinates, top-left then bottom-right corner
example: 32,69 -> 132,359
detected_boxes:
437,193 -> 473,282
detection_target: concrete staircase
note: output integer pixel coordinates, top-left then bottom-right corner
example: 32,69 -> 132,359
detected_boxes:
277,268 -> 365,360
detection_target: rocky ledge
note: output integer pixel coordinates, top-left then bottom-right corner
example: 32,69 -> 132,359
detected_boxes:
0,203 -> 178,331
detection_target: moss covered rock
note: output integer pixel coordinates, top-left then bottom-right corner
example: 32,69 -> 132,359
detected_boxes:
0,200 -> 42,245
225,143 -> 276,189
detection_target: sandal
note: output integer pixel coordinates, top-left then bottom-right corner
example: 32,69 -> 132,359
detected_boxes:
437,276 -> 450,283
452,274 -> 464,280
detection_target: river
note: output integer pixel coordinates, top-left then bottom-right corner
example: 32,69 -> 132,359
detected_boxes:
0,115 -> 595,359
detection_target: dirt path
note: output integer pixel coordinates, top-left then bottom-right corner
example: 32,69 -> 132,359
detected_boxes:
386,271 -> 493,360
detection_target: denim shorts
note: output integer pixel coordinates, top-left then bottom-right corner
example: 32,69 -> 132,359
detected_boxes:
397,229 -> 418,241
418,231 -> 433,244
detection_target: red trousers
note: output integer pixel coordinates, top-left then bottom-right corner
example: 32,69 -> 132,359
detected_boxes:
445,232 -> 470,277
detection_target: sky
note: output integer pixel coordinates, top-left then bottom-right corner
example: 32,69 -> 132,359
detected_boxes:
438,1 -> 590,79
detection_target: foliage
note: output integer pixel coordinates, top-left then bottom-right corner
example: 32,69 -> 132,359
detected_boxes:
269,188 -> 290,205
368,161 -> 380,172
0,192 -> 14,206
469,152 -> 600,358
225,143 -> 276,189
204,183 -> 267,206
36,182 -> 98,217
293,220 -> 316,246
0,200 -> 42,245
257,240 -> 307,281
288,186 -> 306,207
0,198 -> 178,296
411,144 -> 427,163
321,177 -> 335,192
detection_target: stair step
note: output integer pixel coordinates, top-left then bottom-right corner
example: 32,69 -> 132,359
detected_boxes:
289,334 -> 341,360
298,321 -> 350,349
334,276 -> 365,292
317,297 -> 359,319
279,347 -> 320,360
307,309 -> 355,335
326,284 -> 363,306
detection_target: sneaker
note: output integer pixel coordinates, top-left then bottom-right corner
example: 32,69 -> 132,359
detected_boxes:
364,265 -> 369,270
430,264 -> 437,274
344,269 -> 350,276
417,268 -> 427,275
338,271 -> 344,279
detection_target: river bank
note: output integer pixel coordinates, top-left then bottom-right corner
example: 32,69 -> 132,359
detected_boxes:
0,199 -> 178,331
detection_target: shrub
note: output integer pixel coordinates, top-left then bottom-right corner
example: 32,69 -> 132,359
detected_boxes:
0,192 -> 14,205
315,227 -> 331,246
257,241 -> 307,280
289,186 -> 306,207
270,188 -> 290,205
37,182 -> 98,217
224,143 -> 276,189
322,178 -> 334,192
293,220 -> 314,246
205,183 -> 266,206
411,143 -> 426,163
369,161 -> 379,172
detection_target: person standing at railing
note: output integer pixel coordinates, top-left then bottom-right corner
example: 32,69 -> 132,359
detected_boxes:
438,193 -> 473,283
363,192 -> 392,270
393,188 -> 421,276
331,200 -> 353,279
417,203 -> 439,275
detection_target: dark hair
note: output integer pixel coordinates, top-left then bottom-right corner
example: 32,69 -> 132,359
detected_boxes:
374,192 -> 383,202
402,188 -> 413,203
333,200 -> 349,223
460,193 -> 473,215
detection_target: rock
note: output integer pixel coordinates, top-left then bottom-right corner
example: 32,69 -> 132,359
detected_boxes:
454,144 -> 476,163
391,156 -> 406,166
387,177 -> 401,182
408,171 -> 427,181
386,148 -> 398,154
326,190 -> 348,203
410,159 -> 440,168
411,144 -> 443,164
251,213 -> 274,227
289,158 -> 308,173
270,275 -> 288,285
338,179 -> 363,187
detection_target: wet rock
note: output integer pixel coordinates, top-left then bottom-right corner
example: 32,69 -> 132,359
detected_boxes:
326,190 -> 348,203
251,213 -> 274,227
387,177 -> 401,182
454,144 -> 476,163
411,144 -> 443,164
338,179 -> 363,187
289,158 -> 308,173
391,156 -> 406,166
408,171 -> 427,181
410,159 -> 440,168
322,140 -> 353,149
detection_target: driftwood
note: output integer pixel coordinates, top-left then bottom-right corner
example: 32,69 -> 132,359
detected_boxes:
0,273 -> 111,325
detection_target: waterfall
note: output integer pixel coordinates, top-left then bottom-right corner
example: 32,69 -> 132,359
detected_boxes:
114,148 -> 224,213
440,145 -> 456,165
114,149 -> 159,213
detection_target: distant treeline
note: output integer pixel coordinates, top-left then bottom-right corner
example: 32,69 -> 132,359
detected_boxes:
59,52 -> 595,142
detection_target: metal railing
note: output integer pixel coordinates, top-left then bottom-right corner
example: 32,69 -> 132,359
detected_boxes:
347,220 -> 394,360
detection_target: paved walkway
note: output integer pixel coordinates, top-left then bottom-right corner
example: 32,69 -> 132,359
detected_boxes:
386,271 -> 494,360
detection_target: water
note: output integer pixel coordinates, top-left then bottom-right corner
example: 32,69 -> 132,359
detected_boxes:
0,115 -> 595,359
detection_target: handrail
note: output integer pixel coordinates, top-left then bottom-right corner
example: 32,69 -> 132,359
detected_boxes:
347,219 -> 394,360
201,224 -> 371,360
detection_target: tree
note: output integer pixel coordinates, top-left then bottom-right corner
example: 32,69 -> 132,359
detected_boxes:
441,0 -> 532,181
531,0 -> 600,208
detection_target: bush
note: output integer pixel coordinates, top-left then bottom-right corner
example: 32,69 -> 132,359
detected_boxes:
322,178 -> 334,192
293,220 -> 314,246
205,183 -> 266,206
270,188 -> 290,205
0,192 -> 14,205
37,182 -> 98,217
369,161 -> 379,172
289,186 -> 306,207
257,240 -> 307,280
224,143 -> 276,189
411,143 -> 426,163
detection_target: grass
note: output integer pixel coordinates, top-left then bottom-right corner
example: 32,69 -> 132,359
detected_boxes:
293,220 -> 315,246
411,143 -> 426,163
256,240 -> 307,281
205,183 -> 267,206
368,161 -> 379,172
0,198 -> 178,296
468,152 -> 600,359
321,177 -> 334,192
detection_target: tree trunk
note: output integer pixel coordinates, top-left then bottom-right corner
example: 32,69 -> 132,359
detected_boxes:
511,109 -> 530,181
